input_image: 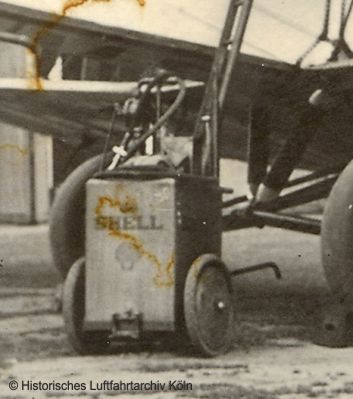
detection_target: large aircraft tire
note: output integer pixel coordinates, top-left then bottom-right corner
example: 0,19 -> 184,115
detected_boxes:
321,160 -> 353,297
50,154 -> 107,279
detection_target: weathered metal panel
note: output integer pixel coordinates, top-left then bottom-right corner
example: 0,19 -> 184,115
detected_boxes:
85,177 -> 176,331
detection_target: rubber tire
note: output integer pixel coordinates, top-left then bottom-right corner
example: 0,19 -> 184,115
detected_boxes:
321,159 -> 353,297
50,154 -> 109,279
63,257 -> 109,355
184,254 -> 234,357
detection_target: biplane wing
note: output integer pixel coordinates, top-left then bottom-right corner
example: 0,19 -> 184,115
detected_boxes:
0,0 -> 330,85
0,0 -> 343,64
0,0 -> 352,167
0,1 -> 294,147
0,0 -> 323,66
0,78 -> 203,143
0,0 -> 316,133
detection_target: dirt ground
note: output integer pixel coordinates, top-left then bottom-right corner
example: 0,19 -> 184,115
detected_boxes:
1,221 -> 353,399
1,161 -> 353,399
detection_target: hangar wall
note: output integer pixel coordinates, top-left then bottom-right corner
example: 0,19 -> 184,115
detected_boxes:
0,42 -> 53,223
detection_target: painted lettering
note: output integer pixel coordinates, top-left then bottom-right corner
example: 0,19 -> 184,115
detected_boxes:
95,215 -> 163,230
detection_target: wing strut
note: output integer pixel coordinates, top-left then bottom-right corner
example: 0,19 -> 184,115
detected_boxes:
297,0 -> 353,66
192,0 -> 253,177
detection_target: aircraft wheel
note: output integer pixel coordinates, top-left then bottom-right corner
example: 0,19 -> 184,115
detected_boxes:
63,257 -> 110,355
184,254 -> 234,357
50,154 -> 108,279
322,159 -> 353,297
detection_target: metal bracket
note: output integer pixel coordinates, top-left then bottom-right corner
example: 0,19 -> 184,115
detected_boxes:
230,262 -> 282,280
111,311 -> 142,340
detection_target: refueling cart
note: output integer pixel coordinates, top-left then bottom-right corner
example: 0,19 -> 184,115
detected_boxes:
62,0 -> 258,357
63,75 -> 234,356
63,69 -> 240,356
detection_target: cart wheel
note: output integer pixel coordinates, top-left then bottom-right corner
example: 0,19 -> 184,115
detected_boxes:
63,257 -> 110,355
184,254 -> 234,357
321,160 -> 353,297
